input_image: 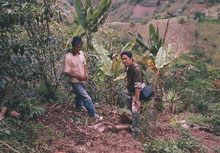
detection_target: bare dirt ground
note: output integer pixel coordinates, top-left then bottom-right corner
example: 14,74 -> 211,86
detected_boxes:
34,102 -> 220,153
108,18 -> 197,53
131,4 -> 156,19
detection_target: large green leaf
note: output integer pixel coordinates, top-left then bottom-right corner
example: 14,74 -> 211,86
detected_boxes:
86,7 -> 92,25
128,32 -> 149,51
121,39 -> 136,52
155,47 -> 171,69
113,72 -> 126,82
91,0 -> 111,26
73,0 -> 87,28
72,26 -> 83,37
85,0 -> 93,9
112,55 -> 122,77
92,39 -> 113,76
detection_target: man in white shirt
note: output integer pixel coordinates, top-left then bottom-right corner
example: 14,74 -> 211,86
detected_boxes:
64,36 -> 102,120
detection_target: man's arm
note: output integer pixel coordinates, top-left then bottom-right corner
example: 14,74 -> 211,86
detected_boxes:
133,66 -> 143,111
133,88 -> 141,112
83,64 -> 88,81
135,88 -> 141,103
63,71 -> 81,80
82,53 -> 88,81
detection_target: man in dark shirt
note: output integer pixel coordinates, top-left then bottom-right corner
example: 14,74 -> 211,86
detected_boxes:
121,50 -> 145,135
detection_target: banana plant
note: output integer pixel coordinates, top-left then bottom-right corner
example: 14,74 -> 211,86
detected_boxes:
129,19 -> 171,99
129,19 -> 180,123
73,0 -> 112,52
92,39 -> 136,105
154,44 -> 177,99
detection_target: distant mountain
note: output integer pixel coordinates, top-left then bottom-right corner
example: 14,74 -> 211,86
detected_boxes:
58,0 -> 220,65
63,0 -> 219,22
108,0 -> 219,22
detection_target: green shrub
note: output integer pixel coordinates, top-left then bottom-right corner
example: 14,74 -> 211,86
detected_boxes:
178,18 -> 185,24
0,118 -> 38,151
144,134 -> 204,153
181,5 -> 187,12
164,46 -> 220,114
180,113 -> 210,126
214,145 -> 220,153
194,11 -> 205,21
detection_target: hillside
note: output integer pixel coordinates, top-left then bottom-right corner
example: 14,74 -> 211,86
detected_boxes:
107,18 -> 197,53
1,0 -> 220,152
60,0 -> 220,65
112,0 -> 219,21
62,0 -> 219,22
107,0 -> 220,66
32,102 -> 220,153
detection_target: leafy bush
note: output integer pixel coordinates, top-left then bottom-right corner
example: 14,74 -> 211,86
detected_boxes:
194,11 -> 205,21
165,46 -> 220,114
0,0 -> 66,112
144,134 -> 204,153
180,113 -> 210,126
181,5 -> 187,12
178,18 -> 186,24
214,145 -> 220,153
0,118 -> 37,152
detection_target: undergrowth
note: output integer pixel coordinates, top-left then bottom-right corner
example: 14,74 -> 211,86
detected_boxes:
144,130 -> 205,153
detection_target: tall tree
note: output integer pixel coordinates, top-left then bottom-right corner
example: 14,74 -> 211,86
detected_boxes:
0,0 -> 65,115
73,0 -> 112,52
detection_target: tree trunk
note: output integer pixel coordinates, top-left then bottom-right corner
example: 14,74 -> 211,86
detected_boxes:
114,85 -> 117,106
153,69 -> 159,96
109,79 -> 113,105
104,87 -> 108,104
160,71 -> 164,99
86,34 -> 89,53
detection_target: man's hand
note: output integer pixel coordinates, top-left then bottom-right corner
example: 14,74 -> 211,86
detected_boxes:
133,101 -> 140,113
84,73 -> 88,81
78,75 -> 88,81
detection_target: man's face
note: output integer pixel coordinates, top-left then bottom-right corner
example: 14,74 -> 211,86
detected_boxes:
121,54 -> 133,67
73,43 -> 82,53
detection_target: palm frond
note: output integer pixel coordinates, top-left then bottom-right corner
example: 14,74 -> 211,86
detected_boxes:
73,0 -> 86,28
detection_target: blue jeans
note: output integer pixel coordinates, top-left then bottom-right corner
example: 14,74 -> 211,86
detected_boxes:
70,82 -> 96,117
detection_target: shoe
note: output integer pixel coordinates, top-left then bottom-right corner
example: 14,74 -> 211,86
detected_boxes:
94,114 -> 103,121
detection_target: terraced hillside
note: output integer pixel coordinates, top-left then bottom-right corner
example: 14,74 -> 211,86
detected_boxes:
58,0 -> 220,65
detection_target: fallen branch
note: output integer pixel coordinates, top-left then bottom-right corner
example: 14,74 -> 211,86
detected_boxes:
62,104 -> 72,113
90,122 -> 131,133
0,140 -> 20,153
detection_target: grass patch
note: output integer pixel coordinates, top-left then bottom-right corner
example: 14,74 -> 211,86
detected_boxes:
180,113 -> 210,126
199,19 -> 220,23
144,131 -> 205,153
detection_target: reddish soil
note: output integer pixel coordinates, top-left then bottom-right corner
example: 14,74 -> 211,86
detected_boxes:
131,5 -> 156,19
33,102 -> 220,153
109,18 -> 197,53
35,103 -> 143,153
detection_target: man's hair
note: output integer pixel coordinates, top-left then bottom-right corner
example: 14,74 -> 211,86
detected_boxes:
120,50 -> 132,59
71,36 -> 83,46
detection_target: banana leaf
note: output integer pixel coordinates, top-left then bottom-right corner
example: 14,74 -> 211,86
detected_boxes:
155,47 -> 171,69
73,0 -> 86,28
92,39 -> 113,76
121,38 -> 136,52
113,72 -> 126,82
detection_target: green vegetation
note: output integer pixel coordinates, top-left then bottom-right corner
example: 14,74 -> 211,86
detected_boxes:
0,0 -> 220,152
144,134 -> 205,153
73,0 -> 112,52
